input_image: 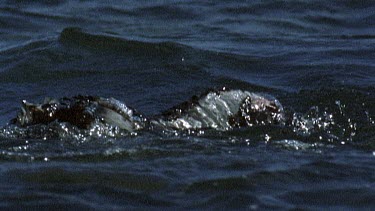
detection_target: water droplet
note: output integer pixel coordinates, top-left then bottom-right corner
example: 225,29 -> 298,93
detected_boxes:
249,204 -> 258,210
265,134 -> 271,142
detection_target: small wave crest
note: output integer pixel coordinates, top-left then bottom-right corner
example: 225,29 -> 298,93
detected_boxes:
59,27 -> 191,56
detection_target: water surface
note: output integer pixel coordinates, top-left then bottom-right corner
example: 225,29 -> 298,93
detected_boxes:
0,0 -> 374,209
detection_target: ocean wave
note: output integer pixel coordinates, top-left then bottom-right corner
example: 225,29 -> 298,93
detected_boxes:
134,5 -> 199,20
5,0 -> 66,6
0,27 -> 273,86
59,27 -> 192,56
219,1 -> 337,15
0,6 -> 80,22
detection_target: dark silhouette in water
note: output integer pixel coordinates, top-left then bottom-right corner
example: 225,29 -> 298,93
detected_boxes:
11,90 -> 285,132
12,95 -> 145,131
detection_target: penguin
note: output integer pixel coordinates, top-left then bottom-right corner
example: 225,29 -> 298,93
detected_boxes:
12,95 -> 145,132
11,90 -> 285,132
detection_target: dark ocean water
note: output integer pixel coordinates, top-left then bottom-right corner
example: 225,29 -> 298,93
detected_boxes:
0,0 -> 374,209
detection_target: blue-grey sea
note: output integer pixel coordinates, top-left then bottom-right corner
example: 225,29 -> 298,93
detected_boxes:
0,0 -> 374,209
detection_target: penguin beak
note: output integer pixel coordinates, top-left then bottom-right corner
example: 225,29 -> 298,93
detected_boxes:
20,100 -> 27,114
17,100 -> 43,126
